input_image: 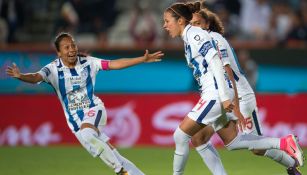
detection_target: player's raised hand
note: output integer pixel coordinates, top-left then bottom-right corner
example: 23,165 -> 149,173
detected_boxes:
6,63 -> 21,79
143,49 -> 164,63
222,100 -> 234,113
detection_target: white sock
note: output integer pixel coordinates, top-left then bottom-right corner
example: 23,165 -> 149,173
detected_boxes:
226,133 -> 280,150
264,149 -> 295,168
113,149 -> 145,175
173,127 -> 191,175
196,142 -> 227,175
80,128 -> 123,173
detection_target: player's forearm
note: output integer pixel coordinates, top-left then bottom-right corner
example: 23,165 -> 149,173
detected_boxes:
109,57 -> 145,70
225,65 -> 240,108
210,54 -> 230,102
17,73 -> 43,84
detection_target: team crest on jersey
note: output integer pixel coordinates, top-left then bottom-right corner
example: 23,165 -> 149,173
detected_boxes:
81,67 -> 88,78
194,35 -> 200,41
67,88 -> 90,111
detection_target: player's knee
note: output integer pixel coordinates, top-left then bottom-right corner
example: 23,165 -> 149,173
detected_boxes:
80,127 -> 97,143
173,128 -> 190,144
80,127 -> 106,156
191,136 -> 204,147
251,149 -> 266,156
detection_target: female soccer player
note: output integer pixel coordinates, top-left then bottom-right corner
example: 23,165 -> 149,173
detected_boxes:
6,32 -> 164,175
163,3 -> 304,175
190,5 -> 303,175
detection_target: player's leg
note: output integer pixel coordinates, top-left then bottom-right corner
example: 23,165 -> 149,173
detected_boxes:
173,117 -> 203,175
97,127 -> 145,175
240,96 -> 300,171
216,120 -> 304,167
191,126 -> 227,175
79,106 -> 127,174
79,123 -> 125,172
173,97 -> 225,175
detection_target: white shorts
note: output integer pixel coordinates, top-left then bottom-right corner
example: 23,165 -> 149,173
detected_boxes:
82,105 -> 107,128
187,95 -> 230,131
227,94 -> 262,135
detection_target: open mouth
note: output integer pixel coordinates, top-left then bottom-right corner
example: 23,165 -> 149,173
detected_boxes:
67,54 -> 77,62
68,53 -> 77,59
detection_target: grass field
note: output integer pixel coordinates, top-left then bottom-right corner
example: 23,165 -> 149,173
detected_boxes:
0,146 -> 306,175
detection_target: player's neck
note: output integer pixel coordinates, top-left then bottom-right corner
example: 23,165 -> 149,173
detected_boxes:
61,59 -> 77,68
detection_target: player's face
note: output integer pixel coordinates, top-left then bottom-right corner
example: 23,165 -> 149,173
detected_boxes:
191,13 -> 209,30
163,11 -> 182,38
57,36 -> 78,66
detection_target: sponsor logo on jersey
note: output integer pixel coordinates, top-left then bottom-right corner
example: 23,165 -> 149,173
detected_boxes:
69,76 -> 82,85
59,74 -> 65,79
199,41 -> 213,57
220,49 -> 228,58
194,35 -> 200,41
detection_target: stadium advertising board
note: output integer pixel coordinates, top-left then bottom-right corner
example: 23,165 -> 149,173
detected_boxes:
1,94 -> 307,147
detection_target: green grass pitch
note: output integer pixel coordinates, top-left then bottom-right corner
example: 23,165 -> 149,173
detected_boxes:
0,146 -> 306,175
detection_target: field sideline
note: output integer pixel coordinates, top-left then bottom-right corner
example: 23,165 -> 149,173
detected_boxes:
0,146 -> 306,175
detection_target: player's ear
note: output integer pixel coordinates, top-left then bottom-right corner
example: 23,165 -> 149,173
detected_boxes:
56,51 -> 61,58
178,17 -> 186,25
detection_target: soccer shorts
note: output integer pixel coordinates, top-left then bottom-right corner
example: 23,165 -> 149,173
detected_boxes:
227,94 -> 262,135
82,105 -> 108,129
187,94 -> 230,131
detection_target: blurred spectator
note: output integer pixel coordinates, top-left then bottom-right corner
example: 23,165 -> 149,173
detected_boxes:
129,0 -> 157,47
0,17 -> 8,44
239,0 -> 271,40
268,1 -> 293,42
108,0 -> 163,47
54,0 -> 118,46
0,0 -> 24,43
237,49 -> 258,90
285,11 -> 307,47
284,0 -> 307,46
214,4 -> 240,39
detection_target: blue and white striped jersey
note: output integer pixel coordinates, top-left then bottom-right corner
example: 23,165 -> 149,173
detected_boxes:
210,32 -> 254,98
181,24 -> 231,98
38,56 -> 109,133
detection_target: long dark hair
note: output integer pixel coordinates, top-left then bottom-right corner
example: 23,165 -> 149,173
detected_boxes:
165,2 -> 201,23
198,8 -> 225,35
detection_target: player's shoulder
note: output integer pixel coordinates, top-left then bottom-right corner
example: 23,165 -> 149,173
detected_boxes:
210,31 -> 221,37
186,26 -> 210,45
210,32 -> 229,46
47,58 -> 59,68
82,55 -> 100,61
187,26 -> 207,38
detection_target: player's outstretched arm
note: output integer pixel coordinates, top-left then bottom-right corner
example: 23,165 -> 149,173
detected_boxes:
6,63 -> 43,84
108,50 -> 164,70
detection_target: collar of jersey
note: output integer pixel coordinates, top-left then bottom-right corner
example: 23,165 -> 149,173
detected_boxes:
182,24 -> 192,41
57,57 -> 80,69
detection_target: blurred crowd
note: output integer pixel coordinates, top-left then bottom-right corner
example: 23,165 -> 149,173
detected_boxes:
0,0 -> 307,47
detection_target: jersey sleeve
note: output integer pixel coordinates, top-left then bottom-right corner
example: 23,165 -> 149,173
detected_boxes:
37,63 -> 53,84
88,56 -> 110,71
188,29 -> 217,62
215,37 -> 231,66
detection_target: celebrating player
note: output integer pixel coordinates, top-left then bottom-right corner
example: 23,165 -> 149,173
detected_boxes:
6,32 -> 164,175
190,4 -> 303,175
163,3 -> 304,175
